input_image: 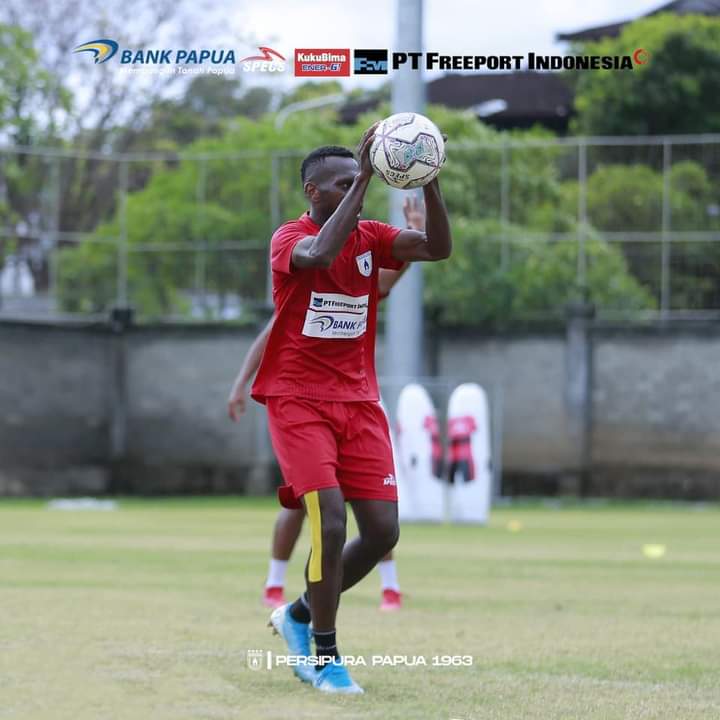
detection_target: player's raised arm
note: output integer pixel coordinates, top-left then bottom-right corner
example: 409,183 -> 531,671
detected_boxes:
291,124 -> 380,270
227,315 -> 275,421
390,177 -> 451,263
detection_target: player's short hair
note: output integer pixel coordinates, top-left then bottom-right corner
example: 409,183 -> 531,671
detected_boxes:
300,145 -> 355,184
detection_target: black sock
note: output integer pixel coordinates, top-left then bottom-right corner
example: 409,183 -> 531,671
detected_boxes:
288,592 -> 311,624
314,629 -> 339,671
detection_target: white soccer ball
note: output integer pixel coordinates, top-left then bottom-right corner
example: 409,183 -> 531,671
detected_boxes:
369,112 -> 445,189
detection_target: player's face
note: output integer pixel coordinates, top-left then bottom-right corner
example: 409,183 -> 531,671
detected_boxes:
313,156 -> 360,214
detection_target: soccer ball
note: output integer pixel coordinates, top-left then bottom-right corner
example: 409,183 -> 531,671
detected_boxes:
369,112 -> 445,189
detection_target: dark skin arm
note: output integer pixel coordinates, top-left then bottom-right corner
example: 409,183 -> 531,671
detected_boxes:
227,316 -> 274,421
378,195 -> 426,296
291,123 -> 379,269
390,177 -> 451,263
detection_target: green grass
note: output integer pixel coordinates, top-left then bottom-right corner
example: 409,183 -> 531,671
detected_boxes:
1,497 -> 719,719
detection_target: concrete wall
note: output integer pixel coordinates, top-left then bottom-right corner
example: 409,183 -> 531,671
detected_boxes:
1,318 -> 719,498
589,327 -> 720,497
0,321 -> 271,496
437,335 -> 574,472
126,330 -> 260,464
0,323 -> 110,495
436,323 -> 720,498
116,328 -> 274,494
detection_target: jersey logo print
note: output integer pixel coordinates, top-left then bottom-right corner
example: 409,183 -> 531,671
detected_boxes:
308,315 -> 334,333
355,251 -> 372,277
302,291 -> 369,340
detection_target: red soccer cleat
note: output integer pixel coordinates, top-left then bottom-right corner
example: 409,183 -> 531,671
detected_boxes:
262,586 -> 286,608
380,589 -> 402,612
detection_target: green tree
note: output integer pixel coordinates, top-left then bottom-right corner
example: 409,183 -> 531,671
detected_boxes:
280,81 -> 344,108
0,23 -> 70,276
0,23 -> 69,145
570,14 -> 720,135
424,218 -> 654,328
57,109 -> 376,317
128,77 -> 274,152
532,160 -> 720,310
57,106 -> 659,323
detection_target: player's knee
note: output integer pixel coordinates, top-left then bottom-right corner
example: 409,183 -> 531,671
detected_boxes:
385,521 -> 400,552
374,517 -> 400,555
320,513 -> 347,553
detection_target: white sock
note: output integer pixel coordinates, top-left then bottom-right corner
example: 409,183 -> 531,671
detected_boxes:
378,560 -> 400,592
265,559 -> 288,588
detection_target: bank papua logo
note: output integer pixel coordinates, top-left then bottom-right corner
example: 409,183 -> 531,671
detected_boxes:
73,39 -> 237,66
295,48 -> 350,77
309,315 -> 335,332
73,39 -> 119,64
354,49 -> 388,75
239,46 -> 286,72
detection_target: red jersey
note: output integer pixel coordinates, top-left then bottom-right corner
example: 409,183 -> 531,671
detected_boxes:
251,212 -> 403,403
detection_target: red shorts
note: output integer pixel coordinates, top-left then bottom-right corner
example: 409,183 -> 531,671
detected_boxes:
266,396 -> 398,508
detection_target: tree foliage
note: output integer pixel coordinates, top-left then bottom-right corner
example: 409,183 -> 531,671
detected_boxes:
570,14 -> 720,135
57,106 -> 657,324
0,23 -> 69,145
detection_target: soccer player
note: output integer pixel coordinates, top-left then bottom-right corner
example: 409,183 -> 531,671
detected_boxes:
250,125 -> 451,694
228,198 -> 428,613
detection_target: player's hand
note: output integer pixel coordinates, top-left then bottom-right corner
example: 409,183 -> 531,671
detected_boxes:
227,385 -> 248,422
424,134 -> 448,190
357,121 -> 380,180
403,195 -> 426,231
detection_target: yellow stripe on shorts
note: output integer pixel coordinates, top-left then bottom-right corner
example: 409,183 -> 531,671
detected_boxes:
305,490 -> 323,582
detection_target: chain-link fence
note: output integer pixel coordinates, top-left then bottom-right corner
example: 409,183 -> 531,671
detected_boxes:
1,134 -> 719,323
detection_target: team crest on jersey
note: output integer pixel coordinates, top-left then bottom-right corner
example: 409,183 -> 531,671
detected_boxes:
355,251 -> 372,277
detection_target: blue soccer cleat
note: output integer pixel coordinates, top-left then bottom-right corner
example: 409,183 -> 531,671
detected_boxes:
268,603 -> 314,684
313,661 -> 364,694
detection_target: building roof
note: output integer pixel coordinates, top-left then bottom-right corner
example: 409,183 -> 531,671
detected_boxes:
338,72 -> 573,132
556,0 -> 720,42
427,72 -> 572,121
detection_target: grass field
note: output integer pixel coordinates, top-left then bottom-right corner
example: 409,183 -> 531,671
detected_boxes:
1,497 -> 719,720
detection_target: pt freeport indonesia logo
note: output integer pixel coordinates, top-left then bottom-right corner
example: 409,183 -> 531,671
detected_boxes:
302,292 -> 369,340
354,49 -> 389,75
390,50 -> 650,70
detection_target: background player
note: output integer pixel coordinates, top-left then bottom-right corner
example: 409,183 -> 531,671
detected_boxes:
250,126 -> 451,694
228,197 -> 427,613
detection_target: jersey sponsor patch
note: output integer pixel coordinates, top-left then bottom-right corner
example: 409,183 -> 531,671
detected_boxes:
302,291 -> 369,339
355,250 -> 372,277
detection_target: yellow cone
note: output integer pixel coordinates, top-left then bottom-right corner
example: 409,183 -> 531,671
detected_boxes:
642,544 -> 666,559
